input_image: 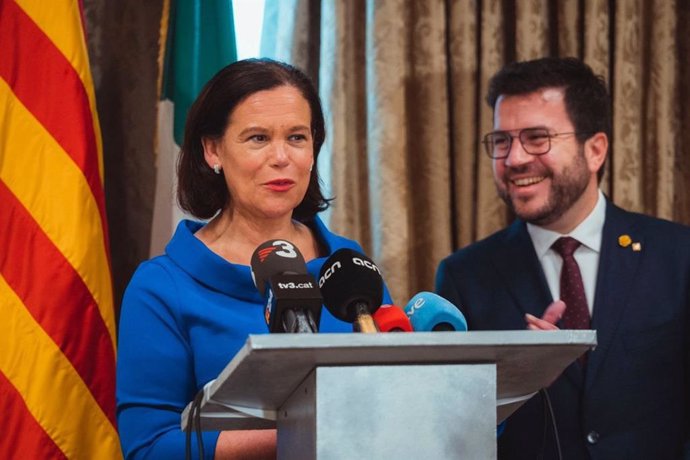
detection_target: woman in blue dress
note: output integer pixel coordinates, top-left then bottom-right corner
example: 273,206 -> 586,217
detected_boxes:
117,58 -> 391,459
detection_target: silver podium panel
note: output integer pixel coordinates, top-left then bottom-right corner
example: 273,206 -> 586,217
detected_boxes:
279,364 -> 497,460
182,330 -> 596,431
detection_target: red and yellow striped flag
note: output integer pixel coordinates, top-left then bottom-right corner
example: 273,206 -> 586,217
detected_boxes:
0,0 -> 122,458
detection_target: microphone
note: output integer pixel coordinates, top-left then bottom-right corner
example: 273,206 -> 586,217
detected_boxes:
250,239 -> 322,333
403,292 -> 468,331
373,305 -> 413,332
318,248 -> 384,333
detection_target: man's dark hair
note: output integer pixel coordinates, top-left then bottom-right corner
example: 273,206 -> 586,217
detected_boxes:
177,58 -> 330,221
486,57 -> 611,180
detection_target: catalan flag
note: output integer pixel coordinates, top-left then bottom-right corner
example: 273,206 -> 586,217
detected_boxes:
0,1 -> 121,458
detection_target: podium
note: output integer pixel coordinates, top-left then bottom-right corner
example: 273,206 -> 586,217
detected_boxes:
182,330 -> 596,459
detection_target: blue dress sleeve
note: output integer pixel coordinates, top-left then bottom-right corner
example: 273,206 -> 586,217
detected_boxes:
116,262 -> 220,459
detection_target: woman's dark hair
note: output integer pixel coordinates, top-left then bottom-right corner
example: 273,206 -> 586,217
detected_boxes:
177,58 -> 330,221
486,57 -> 611,181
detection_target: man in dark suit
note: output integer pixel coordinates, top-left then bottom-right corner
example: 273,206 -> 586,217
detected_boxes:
436,57 -> 690,459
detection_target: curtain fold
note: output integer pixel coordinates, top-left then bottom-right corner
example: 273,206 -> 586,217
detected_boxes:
319,0 -> 370,247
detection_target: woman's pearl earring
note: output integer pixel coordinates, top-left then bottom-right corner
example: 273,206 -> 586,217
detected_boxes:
213,164 -> 221,175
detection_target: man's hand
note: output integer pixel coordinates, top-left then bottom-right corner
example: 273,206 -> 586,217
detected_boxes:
525,300 -> 566,330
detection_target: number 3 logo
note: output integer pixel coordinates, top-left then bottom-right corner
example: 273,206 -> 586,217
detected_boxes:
272,240 -> 297,258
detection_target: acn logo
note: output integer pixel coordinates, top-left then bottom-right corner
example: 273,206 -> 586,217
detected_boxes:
319,261 -> 342,287
353,257 -> 380,273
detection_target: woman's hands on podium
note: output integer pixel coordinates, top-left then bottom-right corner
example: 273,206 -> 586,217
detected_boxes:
215,429 -> 276,459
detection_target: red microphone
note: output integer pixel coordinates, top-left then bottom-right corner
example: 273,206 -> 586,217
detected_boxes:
373,305 -> 413,332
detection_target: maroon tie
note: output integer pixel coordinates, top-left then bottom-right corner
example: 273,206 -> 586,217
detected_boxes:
552,237 -> 590,330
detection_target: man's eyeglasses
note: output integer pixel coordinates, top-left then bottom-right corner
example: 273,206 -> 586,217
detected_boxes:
482,127 -> 581,159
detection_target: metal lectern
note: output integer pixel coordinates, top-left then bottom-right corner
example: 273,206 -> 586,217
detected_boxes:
182,330 -> 596,459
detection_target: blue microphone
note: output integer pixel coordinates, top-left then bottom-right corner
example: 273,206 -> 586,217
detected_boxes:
403,292 -> 468,331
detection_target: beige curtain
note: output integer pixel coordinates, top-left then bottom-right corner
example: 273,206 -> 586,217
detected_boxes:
83,0 -> 690,309
263,0 -> 690,305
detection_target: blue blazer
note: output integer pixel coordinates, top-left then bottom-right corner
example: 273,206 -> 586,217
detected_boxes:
436,201 -> 690,460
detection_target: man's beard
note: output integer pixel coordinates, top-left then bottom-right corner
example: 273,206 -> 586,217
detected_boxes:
497,147 -> 590,226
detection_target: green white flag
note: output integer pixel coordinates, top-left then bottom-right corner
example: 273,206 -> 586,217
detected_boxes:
151,0 -> 237,255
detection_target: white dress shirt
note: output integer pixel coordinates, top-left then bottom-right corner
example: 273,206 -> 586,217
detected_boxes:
526,190 -> 606,315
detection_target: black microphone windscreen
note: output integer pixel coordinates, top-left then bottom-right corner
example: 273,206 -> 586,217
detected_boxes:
318,248 -> 383,322
250,240 -> 307,296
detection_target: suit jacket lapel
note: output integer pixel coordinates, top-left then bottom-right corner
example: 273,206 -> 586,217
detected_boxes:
585,202 -> 643,387
492,220 -> 553,319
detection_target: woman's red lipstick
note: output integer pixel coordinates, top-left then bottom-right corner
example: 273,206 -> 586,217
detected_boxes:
264,178 -> 295,192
